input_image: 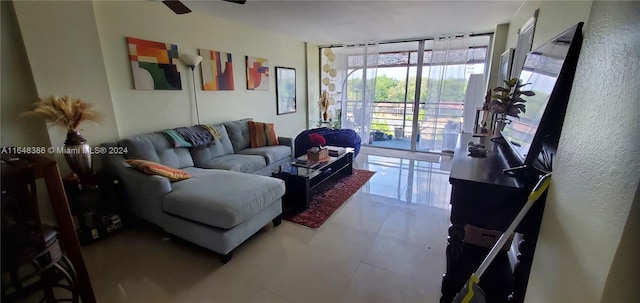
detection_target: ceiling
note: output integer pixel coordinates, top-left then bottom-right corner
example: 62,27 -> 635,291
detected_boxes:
186,0 -> 525,46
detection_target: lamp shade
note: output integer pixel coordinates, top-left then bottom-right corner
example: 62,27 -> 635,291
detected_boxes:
180,54 -> 203,67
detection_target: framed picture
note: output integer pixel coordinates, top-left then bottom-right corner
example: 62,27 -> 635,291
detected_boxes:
275,67 -> 296,115
497,48 -> 514,86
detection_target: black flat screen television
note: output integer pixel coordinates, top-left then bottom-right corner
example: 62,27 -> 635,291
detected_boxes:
501,22 -> 584,174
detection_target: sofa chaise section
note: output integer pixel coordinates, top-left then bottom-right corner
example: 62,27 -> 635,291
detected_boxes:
101,119 -> 292,263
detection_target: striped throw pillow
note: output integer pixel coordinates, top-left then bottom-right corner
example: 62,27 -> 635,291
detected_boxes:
125,159 -> 191,182
248,121 -> 279,148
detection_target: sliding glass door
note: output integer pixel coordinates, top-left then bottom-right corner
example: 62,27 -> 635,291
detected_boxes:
323,36 -> 489,153
417,42 -> 488,153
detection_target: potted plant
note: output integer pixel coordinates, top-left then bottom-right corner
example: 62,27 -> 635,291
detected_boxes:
487,78 -> 535,135
23,95 -> 103,176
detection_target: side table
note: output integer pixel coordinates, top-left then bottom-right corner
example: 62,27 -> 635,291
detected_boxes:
63,172 -> 126,245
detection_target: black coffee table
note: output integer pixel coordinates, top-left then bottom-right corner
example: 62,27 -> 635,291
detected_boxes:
272,148 -> 354,213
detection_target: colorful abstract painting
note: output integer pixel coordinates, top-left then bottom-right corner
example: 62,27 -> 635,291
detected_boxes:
127,37 -> 181,90
200,49 -> 235,91
245,56 -> 269,90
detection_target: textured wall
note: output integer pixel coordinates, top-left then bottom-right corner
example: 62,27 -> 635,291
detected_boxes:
601,181 -> 640,302
526,1 -> 640,302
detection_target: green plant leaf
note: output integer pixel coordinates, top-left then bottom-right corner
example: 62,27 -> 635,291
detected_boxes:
507,107 -> 520,117
521,90 -> 535,96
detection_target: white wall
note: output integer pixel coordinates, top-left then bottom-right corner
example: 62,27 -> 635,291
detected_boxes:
13,0 -> 120,155
601,182 -> 640,302
524,1 -> 640,302
12,1 -> 308,143
506,1 -> 593,51
486,23 -> 509,89
92,1 -> 308,138
1,1 -> 56,224
306,43 -> 320,128
1,1 -> 50,148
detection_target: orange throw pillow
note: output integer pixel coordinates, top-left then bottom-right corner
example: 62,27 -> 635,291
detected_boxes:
248,121 -> 279,148
125,159 -> 191,182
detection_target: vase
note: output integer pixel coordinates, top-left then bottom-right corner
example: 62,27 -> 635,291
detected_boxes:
322,111 -> 329,122
307,147 -> 328,162
63,130 -> 93,176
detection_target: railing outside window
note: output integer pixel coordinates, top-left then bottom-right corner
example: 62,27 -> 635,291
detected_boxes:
339,99 -> 462,151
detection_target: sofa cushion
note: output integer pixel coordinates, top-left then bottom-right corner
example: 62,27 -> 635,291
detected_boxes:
190,124 -> 234,166
248,121 -> 279,148
195,154 -> 266,173
162,170 -> 285,229
120,133 -> 194,169
237,146 -> 291,165
125,159 -> 191,181
224,118 -> 252,152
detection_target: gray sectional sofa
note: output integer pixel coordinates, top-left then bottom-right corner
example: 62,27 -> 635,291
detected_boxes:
101,118 -> 291,263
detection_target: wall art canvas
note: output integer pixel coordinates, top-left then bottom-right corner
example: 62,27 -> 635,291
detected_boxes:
127,37 -> 181,90
200,49 -> 235,91
245,56 -> 269,90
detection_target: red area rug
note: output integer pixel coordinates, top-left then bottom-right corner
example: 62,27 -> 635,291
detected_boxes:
281,169 -> 375,229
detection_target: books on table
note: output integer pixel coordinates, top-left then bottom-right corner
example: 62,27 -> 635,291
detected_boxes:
293,146 -> 346,169
325,145 -> 346,157
294,155 -> 320,169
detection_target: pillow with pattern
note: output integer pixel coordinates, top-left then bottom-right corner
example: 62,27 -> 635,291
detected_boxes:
125,159 -> 191,181
248,121 -> 279,148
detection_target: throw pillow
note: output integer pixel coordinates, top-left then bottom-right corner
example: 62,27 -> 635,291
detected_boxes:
248,121 -> 279,148
125,159 -> 191,181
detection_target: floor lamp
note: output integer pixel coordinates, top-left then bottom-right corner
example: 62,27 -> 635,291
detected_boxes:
180,54 -> 203,124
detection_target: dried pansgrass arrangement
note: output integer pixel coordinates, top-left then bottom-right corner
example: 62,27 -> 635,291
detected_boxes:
318,90 -> 330,113
22,95 -> 104,131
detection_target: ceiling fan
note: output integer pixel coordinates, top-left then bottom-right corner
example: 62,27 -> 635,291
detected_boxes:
162,0 -> 246,15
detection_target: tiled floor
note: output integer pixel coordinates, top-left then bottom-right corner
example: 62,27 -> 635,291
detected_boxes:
79,149 -> 453,302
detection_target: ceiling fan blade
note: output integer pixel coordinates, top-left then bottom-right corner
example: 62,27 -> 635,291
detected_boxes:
223,0 -> 246,4
162,0 -> 192,14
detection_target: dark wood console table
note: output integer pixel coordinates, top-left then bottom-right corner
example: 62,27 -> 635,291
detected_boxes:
440,134 -> 545,303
